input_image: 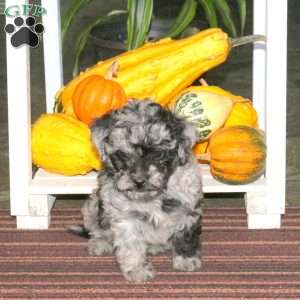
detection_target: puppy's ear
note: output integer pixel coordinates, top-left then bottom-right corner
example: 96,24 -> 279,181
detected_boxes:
177,122 -> 198,165
90,114 -> 112,158
183,121 -> 198,147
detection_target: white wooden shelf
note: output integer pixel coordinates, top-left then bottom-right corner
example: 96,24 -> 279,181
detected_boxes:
30,169 -> 98,195
30,166 -> 266,195
6,0 -> 287,229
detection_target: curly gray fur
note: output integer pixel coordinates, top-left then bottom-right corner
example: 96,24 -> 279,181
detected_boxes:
80,99 -> 203,282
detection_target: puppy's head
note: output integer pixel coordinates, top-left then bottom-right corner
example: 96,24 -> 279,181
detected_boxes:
91,99 -> 197,201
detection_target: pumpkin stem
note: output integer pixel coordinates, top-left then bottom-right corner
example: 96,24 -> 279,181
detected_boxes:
196,152 -> 211,162
199,78 -> 208,86
105,61 -> 119,79
230,35 -> 266,48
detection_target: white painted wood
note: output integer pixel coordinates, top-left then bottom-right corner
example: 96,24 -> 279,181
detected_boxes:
28,194 -> 56,216
6,0 -> 62,229
15,194 -> 55,229
264,0 -> 287,216
245,191 -> 281,229
16,215 -> 51,230
252,0 -> 267,131
31,169 -> 98,194
6,0 -> 32,217
245,191 -> 268,215
31,167 -> 266,195
41,0 -> 63,112
246,0 -> 287,229
247,214 -> 281,230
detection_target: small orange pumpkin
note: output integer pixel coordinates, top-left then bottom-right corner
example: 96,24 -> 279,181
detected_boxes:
72,63 -> 128,125
197,126 -> 266,184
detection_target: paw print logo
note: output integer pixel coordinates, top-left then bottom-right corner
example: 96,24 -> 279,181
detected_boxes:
4,16 -> 44,48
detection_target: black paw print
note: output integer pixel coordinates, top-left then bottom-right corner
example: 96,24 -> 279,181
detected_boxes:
4,16 -> 44,48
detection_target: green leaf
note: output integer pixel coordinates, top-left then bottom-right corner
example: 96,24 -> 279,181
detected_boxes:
198,0 -> 218,28
167,0 -> 198,38
61,0 -> 92,42
213,0 -> 237,37
72,10 -> 127,77
237,0 -> 246,35
127,0 -> 153,50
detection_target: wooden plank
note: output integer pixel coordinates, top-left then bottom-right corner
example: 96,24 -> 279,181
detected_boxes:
248,214 -> 281,229
30,168 -> 266,195
6,0 -> 32,216
252,0 -> 267,130
41,0 -> 63,112
264,0 -> 287,215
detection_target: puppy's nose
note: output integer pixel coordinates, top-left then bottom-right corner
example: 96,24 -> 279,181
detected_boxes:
133,178 -> 146,189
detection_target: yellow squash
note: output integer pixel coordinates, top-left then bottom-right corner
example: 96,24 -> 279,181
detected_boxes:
32,113 -> 101,175
55,29 -> 264,115
225,101 -> 258,128
192,80 -> 259,128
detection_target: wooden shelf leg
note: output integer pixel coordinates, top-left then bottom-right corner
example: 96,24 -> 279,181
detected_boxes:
245,191 -> 281,229
15,195 -> 55,229
6,0 -> 34,226
6,0 -> 62,229
249,0 -> 287,230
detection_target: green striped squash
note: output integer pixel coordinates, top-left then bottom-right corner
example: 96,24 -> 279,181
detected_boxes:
171,88 -> 233,141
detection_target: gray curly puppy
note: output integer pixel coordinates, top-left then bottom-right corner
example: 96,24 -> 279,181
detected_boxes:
74,99 -> 203,282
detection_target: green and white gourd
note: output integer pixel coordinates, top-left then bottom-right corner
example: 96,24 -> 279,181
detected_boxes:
173,91 -> 233,141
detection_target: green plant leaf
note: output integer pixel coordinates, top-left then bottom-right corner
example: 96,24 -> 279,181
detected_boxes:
61,0 -> 92,42
72,10 -> 127,77
198,0 -> 218,28
213,0 -> 237,37
167,0 -> 198,38
237,0 -> 246,35
127,0 -> 153,50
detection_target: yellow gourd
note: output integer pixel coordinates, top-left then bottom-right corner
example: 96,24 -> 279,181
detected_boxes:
225,101 -> 258,128
55,28 -> 264,115
196,79 -> 259,128
32,113 -> 101,175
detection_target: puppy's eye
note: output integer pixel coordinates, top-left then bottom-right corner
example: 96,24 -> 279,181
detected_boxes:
134,146 -> 143,156
111,150 -> 129,170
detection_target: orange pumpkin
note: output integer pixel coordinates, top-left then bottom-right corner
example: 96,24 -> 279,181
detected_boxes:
197,126 -> 266,184
72,64 -> 127,125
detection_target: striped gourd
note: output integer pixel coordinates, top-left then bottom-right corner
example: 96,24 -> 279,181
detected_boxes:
170,88 -> 233,141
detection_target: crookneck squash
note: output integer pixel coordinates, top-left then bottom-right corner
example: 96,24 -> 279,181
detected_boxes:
55,28 -> 264,114
197,126 -> 266,184
31,113 -> 101,175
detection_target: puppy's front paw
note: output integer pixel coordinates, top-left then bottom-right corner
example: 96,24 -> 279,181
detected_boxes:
173,255 -> 202,271
123,263 -> 155,282
88,238 -> 113,256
